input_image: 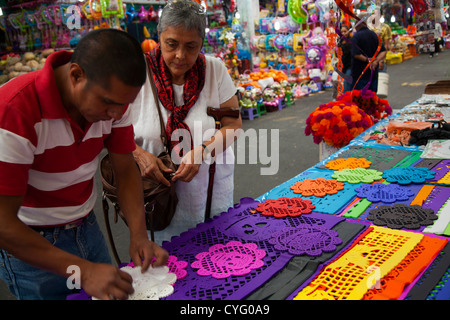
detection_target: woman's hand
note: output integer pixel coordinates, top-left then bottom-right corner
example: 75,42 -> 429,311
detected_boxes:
129,233 -> 169,271
370,59 -> 379,70
133,145 -> 174,187
172,145 -> 204,182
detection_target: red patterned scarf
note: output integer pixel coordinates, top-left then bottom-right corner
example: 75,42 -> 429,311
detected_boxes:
146,46 -> 206,154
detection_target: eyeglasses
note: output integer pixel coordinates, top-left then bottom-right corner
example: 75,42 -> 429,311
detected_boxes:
166,0 -> 206,15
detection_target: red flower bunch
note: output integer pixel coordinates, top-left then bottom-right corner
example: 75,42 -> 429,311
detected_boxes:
305,101 -> 374,148
337,90 -> 392,123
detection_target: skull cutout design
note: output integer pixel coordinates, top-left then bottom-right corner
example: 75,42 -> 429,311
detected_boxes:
218,215 -> 287,241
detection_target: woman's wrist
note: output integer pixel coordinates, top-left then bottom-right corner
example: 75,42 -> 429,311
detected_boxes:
201,143 -> 211,161
132,144 -> 145,159
201,143 -> 209,154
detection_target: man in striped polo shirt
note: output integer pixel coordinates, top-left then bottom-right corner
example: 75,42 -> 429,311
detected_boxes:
0,29 -> 168,300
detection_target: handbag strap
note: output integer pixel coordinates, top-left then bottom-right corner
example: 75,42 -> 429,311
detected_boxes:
145,56 -> 170,153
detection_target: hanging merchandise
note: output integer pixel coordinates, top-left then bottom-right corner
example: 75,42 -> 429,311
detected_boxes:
315,0 -> 337,23
304,26 -> 328,85
288,0 -> 307,24
265,33 -> 277,51
231,16 -> 243,37
205,28 -> 222,54
222,0 -> 237,23
138,5 -> 149,23
325,26 -> 337,50
138,6 -> 158,53
0,0 -> 129,85
286,14 -> 300,33
100,0 -> 124,19
125,5 -> 137,24
218,28 -> 240,80
284,33 -> 294,50
260,16 -> 271,33
409,0 -> 428,15
85,0 -> 103,20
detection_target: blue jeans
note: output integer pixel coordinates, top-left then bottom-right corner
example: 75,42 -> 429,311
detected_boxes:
343,69 -> 352,93
0,211 -> 111,300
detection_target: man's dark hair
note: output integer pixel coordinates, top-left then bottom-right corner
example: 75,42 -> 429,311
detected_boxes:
71,28 -> 146,89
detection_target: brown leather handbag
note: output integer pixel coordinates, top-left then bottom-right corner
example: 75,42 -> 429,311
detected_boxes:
100,149 -> 178,231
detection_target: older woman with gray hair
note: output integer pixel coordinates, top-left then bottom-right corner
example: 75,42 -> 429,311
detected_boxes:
129,0 -> 242,244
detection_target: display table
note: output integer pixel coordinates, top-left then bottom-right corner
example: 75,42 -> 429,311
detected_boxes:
68,94 -> 450,301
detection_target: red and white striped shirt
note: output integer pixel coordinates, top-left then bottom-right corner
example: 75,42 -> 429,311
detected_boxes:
0,51 -> 136,226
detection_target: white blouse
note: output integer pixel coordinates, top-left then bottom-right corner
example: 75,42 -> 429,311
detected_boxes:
129,55 -> 237,244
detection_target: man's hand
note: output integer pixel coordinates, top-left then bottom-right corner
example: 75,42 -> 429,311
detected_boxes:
129,235 -> 169,272
80,262 -> 134,300
81,237 -> 169,299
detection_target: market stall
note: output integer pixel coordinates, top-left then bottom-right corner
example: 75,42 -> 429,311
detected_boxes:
1,0 -> 446,89
1,0 -> 449,302
68,89 -> 450,301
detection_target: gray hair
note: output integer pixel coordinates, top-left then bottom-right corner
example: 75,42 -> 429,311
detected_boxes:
158,0 -> 206,40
